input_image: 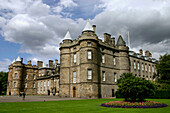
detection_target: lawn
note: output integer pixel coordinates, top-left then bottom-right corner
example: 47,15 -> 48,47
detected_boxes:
0,98 -> 169,113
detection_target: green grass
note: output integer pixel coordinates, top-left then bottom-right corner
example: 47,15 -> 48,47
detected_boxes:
0,98 -> 169,113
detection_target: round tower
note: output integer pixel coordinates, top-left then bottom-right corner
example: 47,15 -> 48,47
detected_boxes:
11,56 -> 25,95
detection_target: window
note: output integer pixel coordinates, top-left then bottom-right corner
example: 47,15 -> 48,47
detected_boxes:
113,57 -> 116,65
74,53 -> 76,63
149,65 -> 151,72
137,62 -> 140,70
73,72 -> 76,83
33,74 -> 36,79
44,81 -> 46,87
143,75 -> 145,78
134,61 -> 136,69
88,50 -> 92,59
102,54 -> 105,63
25,74 -> 28,79
39,73 -> 41,77
88,69 -> 92,79
88,42 -> 91,46
37,82 -> 39,87
25,83 -> 27,88
142,63 -> 144,71
14,73 -> 17,78
152,66 -> 154,72
41,81 -> 42,87
47,81 -> 50,87
33,82 -> 35,88
145,64 -> 147,71
114,73 -> 117,82
102,71 -> 105,81
73,47 -> 76,51
14,82 -> 16,87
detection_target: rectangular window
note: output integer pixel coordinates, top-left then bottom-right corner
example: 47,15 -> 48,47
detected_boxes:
102,71 -> 105,81
74,53 -> 76,63
88,42 -> 91,46
138,62 -> 140,70
44,81 -> 46,87
114,73 -> 117,82
37,82 -> 39,87
134,61 -> 136,69
73,72 -> 76,83
145,64 -> 147,71
33,82 -> 35,88
33,74 -> 36,79
14,73 -> 17,78
142,63 -> 144,71
152,66 -> 154,72
149,65 -> 151,72
102,54 -> 105,63
14,82 -> 16,87
113,57 -> 116,65
41,81 -> 42,87
39,73 -> 41,77
25,83 -> 27,88
88,69 -> 92,79
88,50 -> 92,59
47,81 -> 50,87
25,74 -> 28,79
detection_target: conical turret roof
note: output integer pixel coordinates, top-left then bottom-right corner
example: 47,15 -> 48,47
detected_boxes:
16,56 -> 21,61
83,19 -> 93,32
64,30 -> 72,40
12,58 -> 16,64
116,35 -> 126,46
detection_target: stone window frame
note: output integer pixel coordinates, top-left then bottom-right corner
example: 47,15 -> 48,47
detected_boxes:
142,63 -> 144,71
33,74 -> 36,79
87,50 -> 92,60
33,82 -> 35,88
73,71 -> 76,83
149,64 -> 151,72
102,54 -> 105,63
14,82 -> 16,87
102,71 -> 105,81
25,82 -> 27,88
137,62 -> 140,70
113,56 -> 116,65
87,69 -> 92,80
134,60 -> 136,69
87,42 -> 91,46
114,72 -> 117,83
145,63 -> 147,72
73,53 -> 77,64
14,73 -> 17,78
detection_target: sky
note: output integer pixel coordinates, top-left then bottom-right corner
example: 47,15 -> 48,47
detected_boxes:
0,0 -> 170,72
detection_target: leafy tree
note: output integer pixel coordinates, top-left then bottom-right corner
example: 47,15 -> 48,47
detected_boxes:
155,54 -> 170,84
117,73 -> 156,102
0,71 -> 8,95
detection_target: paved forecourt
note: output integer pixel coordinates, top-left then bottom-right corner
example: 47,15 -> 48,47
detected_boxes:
0,96 -> 90,102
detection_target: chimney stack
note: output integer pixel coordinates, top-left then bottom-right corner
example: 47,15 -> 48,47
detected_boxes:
37,61 -> 43,68
139,49 -> 143,55
55,59 -> 58,64
92,25 -> 96,33
49,60 -> 53,68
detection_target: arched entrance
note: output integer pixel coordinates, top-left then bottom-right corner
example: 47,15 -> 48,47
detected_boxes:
73,87 -> 76,98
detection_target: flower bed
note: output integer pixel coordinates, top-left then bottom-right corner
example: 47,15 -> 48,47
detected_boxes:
101,101 -> 167,108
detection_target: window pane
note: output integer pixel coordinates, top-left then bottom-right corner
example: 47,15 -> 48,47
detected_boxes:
113,57 -> 116,65
88,51 -> 92,59
102,71 -> 105,81
74,53 -> 76,63
114,73 -> 117,82
102,55 -> 105,63
73,72 -> 76,83
88,70 -> 92,79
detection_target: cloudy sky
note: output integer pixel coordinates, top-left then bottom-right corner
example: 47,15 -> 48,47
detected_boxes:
0,0 -> 170,72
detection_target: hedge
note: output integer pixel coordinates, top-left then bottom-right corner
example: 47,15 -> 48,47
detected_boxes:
116,90 -> 170,99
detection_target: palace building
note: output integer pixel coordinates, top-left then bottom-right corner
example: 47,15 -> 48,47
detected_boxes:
7,20 -> 157,98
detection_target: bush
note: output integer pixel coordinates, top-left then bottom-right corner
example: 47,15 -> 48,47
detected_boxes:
117,73 -> 156,102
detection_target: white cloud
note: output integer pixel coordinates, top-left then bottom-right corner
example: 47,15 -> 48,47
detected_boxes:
0,59 -> 11,72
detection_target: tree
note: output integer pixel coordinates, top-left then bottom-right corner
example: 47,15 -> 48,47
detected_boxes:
117,73 -> 156,102
155,54 -> 170,84
0,71 -> 8,95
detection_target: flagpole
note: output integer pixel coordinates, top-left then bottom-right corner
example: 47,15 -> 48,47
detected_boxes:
127,32 -> 131,50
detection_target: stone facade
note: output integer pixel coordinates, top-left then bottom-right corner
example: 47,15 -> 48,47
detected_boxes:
7,59 -> 60,96
7,21 -> 157,98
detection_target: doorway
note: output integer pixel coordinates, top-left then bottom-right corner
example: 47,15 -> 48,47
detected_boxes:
112,89 -> 114,97
73,87 -> 76,98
